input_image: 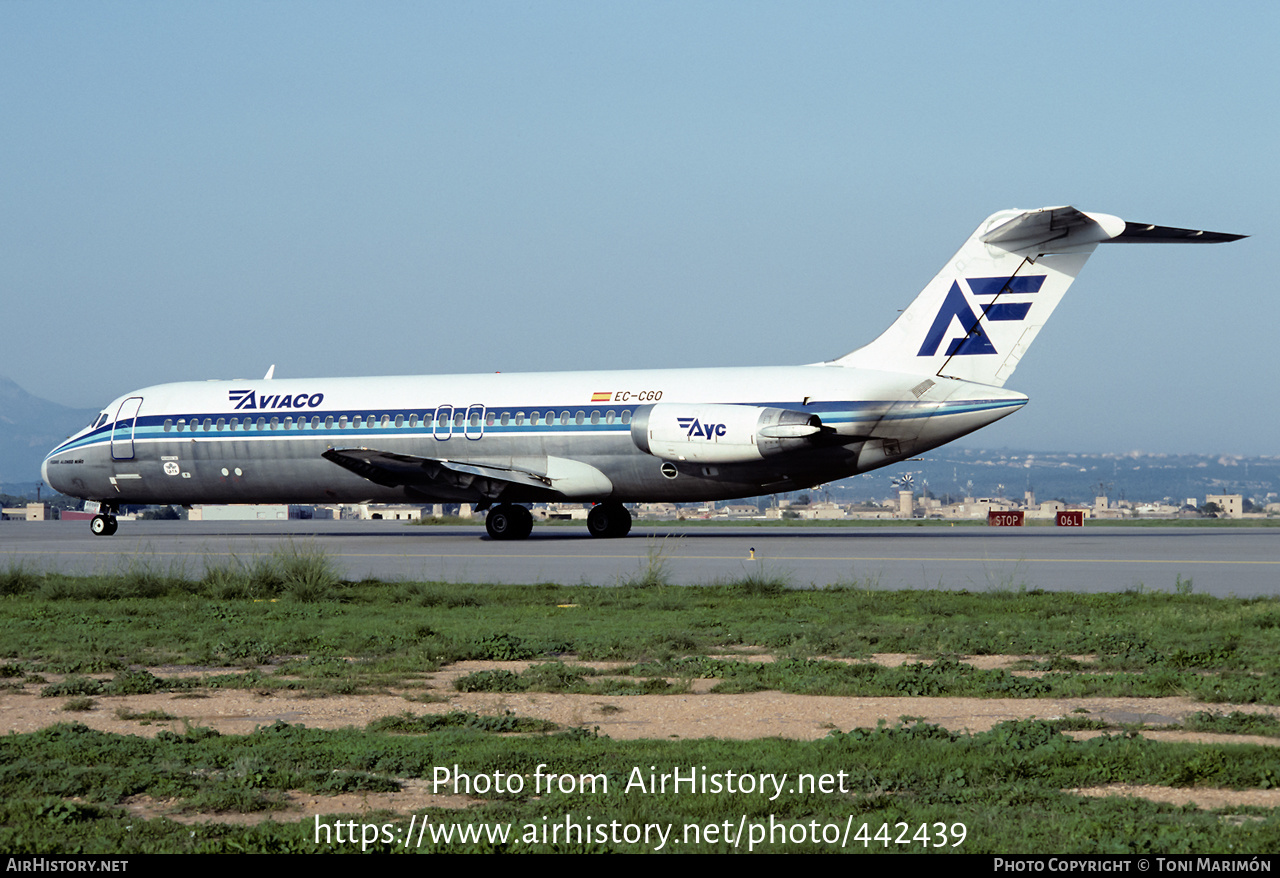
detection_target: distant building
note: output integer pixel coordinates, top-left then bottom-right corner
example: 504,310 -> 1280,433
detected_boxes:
897,490 -> 914,518
1205,494 -> 1243,519
1,503 -> 50,521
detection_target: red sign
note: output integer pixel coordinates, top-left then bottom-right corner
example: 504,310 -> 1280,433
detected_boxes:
988,511 -> 1024,527
1056,510 -> 1084,527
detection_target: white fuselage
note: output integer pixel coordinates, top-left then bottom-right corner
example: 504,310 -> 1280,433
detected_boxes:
42,364 -> 1026,507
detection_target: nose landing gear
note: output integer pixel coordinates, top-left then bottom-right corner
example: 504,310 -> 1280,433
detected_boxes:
89,505 -> 119,537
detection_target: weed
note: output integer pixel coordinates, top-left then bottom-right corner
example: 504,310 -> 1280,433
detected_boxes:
472,632 -> 535,661
624,535 -> 680,588
115,707 -> 178,723
1180,711 -> 1280,738
41,676 -> 104,698
367,710 -> 557,734
61,697 -> 96,712
0,558 -> 42,595
725,563 -> 792,595
200,541 -> 342,601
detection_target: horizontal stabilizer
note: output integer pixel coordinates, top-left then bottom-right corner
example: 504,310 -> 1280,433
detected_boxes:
1105,222 -> 1247,244
980,206 -> 1125,255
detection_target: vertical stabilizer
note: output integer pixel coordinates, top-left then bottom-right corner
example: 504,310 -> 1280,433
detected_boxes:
831,206 -> 1242,387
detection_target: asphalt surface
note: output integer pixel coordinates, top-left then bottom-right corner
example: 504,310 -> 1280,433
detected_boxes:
3,520 -> 1278,596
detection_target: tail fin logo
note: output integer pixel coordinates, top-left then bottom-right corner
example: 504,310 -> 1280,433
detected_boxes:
916,275 -> 1046,357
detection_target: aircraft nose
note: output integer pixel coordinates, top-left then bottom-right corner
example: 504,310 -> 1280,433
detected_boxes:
41,450 -> 61,495
42,442 -> 78,497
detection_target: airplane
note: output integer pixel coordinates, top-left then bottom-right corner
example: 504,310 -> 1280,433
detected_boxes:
42,206 -> 1243,540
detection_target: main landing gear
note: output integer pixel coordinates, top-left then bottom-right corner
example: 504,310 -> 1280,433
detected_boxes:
587,501 -> 632,539
89,504 -> 119,537
483,502 -> 633,540
485,504 -> 535,541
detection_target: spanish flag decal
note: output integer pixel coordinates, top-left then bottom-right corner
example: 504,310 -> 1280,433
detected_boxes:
590,392 -> 611,402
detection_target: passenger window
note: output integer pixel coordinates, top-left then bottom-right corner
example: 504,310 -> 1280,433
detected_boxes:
408,414 -> 418,427
575,411 -> 585,425
380,415 -> 390,427
486,412 -> 496,427
311,416 -> 320,428
216,418 -> 225,430
470,413 -> 480,427
269,417 -> 279,430
530,411 -> 540,425
423,413 -> 433,427
325,416 -> 335,429
454,412 -> 465,427
395,414 -> 404,428
283,417 -> 293,430
338,416 -> 348,429
621,409 -> 632,424
203,418 -> 212,431
605,410 -> 615,424
590,410 -> 599,424
500,412 -> 509,426
163,420 -> 173,432
229,418 -> 239,431
257,417 -> 267,430
514,411 -> 525,425
560,411 -> 570,425
176,419 -> 186,432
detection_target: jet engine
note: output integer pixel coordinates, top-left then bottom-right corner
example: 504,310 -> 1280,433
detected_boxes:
630,403 -> 823,464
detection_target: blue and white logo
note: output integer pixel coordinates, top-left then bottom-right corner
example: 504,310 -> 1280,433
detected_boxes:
677,417 -> 727,440
228,390 -> 325,410
917,275 -> 1045,357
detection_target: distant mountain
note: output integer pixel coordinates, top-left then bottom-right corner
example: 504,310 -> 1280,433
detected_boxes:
0,377 -> 98,485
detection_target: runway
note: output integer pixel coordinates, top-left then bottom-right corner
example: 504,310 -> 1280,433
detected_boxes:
3,520 -> 1278,597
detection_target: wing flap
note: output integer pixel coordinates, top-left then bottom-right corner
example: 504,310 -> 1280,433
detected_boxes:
322,448 -> 551,499
321,448 -> 613,500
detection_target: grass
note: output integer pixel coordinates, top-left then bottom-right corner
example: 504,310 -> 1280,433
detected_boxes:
3,545 -> 1280,853
2,557 -> 1280,699
1,718 -> 1278,853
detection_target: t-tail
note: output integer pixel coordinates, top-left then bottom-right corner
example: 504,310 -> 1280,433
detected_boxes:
832,206 -> 1245,387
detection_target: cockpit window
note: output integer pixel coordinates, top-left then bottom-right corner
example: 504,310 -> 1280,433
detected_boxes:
91,413 -> 109,430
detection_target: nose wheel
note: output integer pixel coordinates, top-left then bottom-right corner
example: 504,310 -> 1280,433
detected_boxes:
90,513 -> 118,537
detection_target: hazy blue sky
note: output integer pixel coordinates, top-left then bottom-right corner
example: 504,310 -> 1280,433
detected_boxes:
2,2 -> 1274,454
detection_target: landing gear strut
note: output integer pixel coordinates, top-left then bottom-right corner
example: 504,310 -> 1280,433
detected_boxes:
90,505 -> 119,537
587,502 -> 632,538
485,504 -> 534,540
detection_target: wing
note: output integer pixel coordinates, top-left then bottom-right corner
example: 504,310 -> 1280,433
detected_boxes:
321,447 -> 612,501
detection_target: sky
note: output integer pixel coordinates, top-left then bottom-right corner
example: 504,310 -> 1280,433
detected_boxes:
2,2 -> 1275,455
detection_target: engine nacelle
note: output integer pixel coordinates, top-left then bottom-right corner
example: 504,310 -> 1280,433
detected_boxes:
630,403 -> 822,464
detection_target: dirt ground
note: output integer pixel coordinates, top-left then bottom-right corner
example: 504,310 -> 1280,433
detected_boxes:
6,653 -> 1280,823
